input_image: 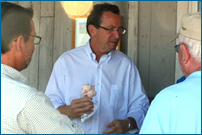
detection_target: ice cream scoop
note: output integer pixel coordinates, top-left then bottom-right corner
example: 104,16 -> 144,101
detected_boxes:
81,84 -> 96,98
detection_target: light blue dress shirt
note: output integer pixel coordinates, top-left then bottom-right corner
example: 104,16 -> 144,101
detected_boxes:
140,71 -> 201,134
45,40 -> 150,134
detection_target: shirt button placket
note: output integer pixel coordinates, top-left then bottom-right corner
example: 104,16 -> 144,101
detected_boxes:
94,64 -> 101,131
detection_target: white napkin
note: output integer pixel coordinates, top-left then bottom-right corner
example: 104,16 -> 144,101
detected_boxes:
81,104 -> 97,122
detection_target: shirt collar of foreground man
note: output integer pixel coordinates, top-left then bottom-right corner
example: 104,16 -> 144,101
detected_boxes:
140,12 -> 201,134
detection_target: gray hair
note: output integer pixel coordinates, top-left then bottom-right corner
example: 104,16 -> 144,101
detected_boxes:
178,34 -> 201,63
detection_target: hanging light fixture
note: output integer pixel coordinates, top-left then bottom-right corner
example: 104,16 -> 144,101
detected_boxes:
61,1 -> 93,18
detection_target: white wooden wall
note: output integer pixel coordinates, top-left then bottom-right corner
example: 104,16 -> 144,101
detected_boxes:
4,1 -> 199,100
137,1 -> 177,99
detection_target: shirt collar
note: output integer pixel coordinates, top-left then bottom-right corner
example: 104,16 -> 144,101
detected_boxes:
85,40 -> 94,60
187,70 -> 201,79
1,64 -> 27,83
85,39 -> 115,63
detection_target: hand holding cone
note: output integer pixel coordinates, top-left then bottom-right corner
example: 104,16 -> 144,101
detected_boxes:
81,84 -> 97,122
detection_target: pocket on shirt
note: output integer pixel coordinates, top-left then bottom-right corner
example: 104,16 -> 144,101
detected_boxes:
109,85 -> 123,108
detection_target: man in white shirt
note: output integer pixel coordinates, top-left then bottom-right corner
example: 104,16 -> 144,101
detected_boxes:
45,3 -> 150,134
140,12 -> 201,134
1,2 -> 84,134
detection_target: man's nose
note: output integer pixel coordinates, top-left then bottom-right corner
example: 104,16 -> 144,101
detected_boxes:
113,30 -> 121,39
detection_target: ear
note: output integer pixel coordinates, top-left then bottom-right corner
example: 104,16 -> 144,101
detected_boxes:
181,43 -> 190,64
88,24 -> 97,38
14,35 -> 24,53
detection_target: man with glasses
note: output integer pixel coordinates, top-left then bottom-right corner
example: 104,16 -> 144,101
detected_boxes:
45,3 -> 149,134
140,12 -> 201,134
1,2 -> 84,134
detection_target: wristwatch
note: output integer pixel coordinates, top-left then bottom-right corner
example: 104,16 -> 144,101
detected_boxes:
126,118 -> 133,130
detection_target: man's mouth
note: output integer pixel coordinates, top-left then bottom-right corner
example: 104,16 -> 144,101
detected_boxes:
110,40 -> 119,44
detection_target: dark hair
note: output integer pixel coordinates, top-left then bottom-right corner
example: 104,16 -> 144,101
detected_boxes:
86,3 -> 120,36
1,2 -> 33,53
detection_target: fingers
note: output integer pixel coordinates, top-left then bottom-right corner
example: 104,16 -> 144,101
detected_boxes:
70,98 -> 94,117
102,119 -> 127,134
72,98 -> 94,109
102,127 -> 122,134
72,98 -> 93,106
102,127 -> 115,134
71,104 -> 94,114
106,120 -> 117,128
102,120 -> 118,134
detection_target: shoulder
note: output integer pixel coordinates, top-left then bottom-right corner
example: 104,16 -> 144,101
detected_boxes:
112,50 -> 134,65
152,81 -> 192,107
151,84 -> 180,106
53,46 -> 87,68
27,91 -> 54,108
57,45 -> 87,63
2,76 -> 39,97
113,50 -> 131,60
155,84 -> 179,98
61,45 -> 86,58
16,83 -> 42,101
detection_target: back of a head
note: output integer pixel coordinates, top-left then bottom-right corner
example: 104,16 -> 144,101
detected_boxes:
178,12 -> 201,63
1,2 -> 33,54
86,3 -> 120,36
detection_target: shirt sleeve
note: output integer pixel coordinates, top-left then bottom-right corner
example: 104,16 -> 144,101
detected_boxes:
17,91 -> 84,134
45,58 -> 66,109
127,64 -> 150,131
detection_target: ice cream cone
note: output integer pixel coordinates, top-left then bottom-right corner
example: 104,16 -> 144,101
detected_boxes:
81,84 -> 96,98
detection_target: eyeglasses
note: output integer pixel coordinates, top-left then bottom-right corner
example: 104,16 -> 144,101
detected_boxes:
29,35 -> 42,45
14,35 -> 42,45
98,26 -> 126,35
174,44 -> 181,53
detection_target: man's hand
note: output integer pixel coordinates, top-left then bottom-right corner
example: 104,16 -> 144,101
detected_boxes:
102,119 -> 128,134
57,98 -> 94,118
